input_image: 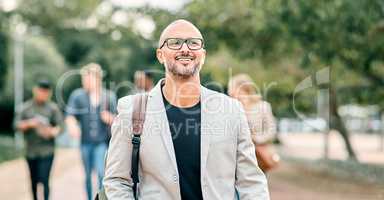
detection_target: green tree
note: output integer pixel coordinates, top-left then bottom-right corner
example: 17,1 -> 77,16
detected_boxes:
277,0 -> 384,160
2,35 -> 67,101
16,0 -> 159,85
152,0 -> 384,160
0,12 -> 9,91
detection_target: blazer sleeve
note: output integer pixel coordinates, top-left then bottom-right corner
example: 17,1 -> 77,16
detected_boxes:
234,100 -> 270,200
103,96 -> 135,199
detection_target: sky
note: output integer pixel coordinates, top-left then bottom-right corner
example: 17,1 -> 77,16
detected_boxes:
0,0 -> 191,39
109,0 -> 190,11
108,0 -> 191,39
0,0 -> 191,12
0,0 -> 18,12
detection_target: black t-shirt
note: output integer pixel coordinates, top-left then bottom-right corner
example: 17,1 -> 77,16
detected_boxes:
161,86 -> 203,200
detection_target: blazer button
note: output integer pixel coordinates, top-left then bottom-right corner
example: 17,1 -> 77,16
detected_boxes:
173,175 -> 178,183
203,180 -> 207,187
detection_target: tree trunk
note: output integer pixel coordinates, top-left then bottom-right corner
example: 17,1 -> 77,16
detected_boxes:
329,86 -> 358,161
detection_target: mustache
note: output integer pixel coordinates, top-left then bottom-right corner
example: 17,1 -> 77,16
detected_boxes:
175,52 -> 195,58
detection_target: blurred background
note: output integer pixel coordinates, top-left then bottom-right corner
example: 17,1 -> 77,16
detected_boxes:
0,0 -> 383,199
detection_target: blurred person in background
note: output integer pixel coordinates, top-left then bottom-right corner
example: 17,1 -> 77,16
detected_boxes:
14,79 -> 64,200
131,69 -> 154,94
228,74 -> 280,173
65,63 -> 117,200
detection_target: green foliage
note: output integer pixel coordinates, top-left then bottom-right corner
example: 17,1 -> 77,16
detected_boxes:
0,30 -> 7,91
278,0 -> 384,108
0,12 -> 9,91
174,0 -> 384,112
14,0 -> 160,95
55,30 -> 97,66
2,35 -> 67,101
0,0 -> 383,121
17,0 -> 99,31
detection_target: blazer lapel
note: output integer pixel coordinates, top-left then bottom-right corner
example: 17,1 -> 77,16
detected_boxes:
146,79 -> 178,172
200,86 -> 213,179
146,81 -> 215,180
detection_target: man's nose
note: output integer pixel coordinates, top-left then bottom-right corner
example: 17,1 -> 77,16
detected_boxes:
180,41 -> 190,52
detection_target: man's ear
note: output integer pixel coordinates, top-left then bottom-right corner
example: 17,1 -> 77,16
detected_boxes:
156,49 -> 164,64
201,49 -> 206,65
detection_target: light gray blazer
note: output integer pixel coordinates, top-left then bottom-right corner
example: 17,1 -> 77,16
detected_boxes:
103,79 -> 270,200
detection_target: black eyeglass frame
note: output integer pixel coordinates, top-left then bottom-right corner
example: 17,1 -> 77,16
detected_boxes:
159,38 -> 205,50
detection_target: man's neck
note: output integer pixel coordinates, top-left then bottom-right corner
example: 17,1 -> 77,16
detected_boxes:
33,99 -> 47,105
163,75 -> 201,108
87,86 -> 103,106
87,85 -> 102,95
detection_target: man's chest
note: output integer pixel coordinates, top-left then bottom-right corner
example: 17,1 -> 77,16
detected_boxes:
25,106 -> 52,121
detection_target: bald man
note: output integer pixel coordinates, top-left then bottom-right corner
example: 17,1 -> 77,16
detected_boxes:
103,19 -> 270,200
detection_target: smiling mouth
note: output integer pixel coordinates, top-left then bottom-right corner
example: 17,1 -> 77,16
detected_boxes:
175,56 -> 195,62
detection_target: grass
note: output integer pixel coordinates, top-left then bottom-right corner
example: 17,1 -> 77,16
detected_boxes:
281,155 -> 384,185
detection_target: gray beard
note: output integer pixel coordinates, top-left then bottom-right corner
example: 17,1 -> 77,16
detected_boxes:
165,60 -> 201,78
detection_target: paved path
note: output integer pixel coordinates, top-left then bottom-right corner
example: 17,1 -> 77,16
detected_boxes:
1,132 -> 383,200
0,149 -> 90,200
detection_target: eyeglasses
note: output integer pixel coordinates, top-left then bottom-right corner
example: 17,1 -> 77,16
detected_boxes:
159,38 -> 204,50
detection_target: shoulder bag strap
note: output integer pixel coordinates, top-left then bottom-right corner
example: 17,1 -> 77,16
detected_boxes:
131,93 -> 148,200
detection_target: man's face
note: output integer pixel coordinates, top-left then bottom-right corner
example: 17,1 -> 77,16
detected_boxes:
156,23 -> 206,79
33,87 -> 51,103
81,73 -> 100,92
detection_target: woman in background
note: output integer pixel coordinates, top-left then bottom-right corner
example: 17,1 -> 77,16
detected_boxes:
228,74 -> 280,172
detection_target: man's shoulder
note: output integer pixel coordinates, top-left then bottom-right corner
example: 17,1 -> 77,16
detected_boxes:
117,95 -> 133,104
203,87 -> 241,108
116,95 -> 136,111
20,100 -> 34,111
70,88 -> 86,98
118,92 -> 148,102
46,101 -> 61,112
117,93 -> 150,113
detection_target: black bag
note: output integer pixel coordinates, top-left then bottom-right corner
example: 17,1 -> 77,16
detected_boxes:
95,93 -> 148,200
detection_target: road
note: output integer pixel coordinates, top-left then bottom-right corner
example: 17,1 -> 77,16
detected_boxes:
0,131 -> 384,200
1,147 -> 383,200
